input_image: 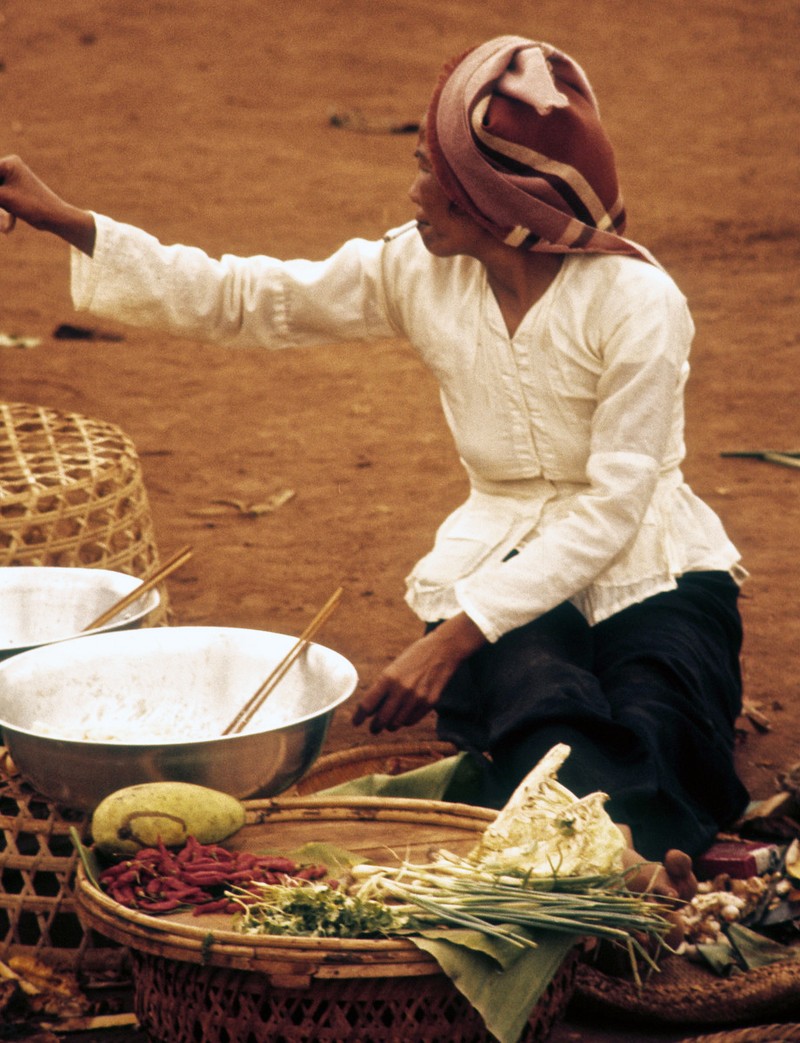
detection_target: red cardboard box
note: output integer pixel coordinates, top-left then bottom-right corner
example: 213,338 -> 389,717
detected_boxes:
695,840 -> 781,880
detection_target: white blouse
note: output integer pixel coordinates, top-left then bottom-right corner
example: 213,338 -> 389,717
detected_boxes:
72,217 -> 743,642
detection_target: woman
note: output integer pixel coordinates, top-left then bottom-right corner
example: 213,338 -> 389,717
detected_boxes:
0,35 -> 748,864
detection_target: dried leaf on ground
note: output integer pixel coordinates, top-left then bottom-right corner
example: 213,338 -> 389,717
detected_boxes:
189,489 -> 296,518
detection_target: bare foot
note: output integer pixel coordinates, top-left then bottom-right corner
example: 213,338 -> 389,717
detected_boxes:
616,828 -> 697,951
620,845 -> 697,903
663,848 -> 697,902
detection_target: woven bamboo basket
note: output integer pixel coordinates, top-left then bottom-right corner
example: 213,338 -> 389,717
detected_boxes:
0,741 -> 448,977
573,952 -> 800,1028
0,400 -> 169,622
0,748 -> 128,973
291,739 -> 457,794
75,796 -> 579,1043
678,1026 -> 800,1043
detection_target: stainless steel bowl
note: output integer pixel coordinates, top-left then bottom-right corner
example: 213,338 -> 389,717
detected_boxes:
0,566 -> 160,661
0,625 -> 358,809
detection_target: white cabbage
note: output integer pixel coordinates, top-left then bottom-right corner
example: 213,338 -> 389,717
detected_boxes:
469,743 -> 626,877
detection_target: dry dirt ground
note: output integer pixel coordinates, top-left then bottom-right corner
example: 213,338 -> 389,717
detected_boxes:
1,1 -> 799,1040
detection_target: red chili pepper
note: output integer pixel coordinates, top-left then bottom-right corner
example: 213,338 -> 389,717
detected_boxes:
108,884 -> 136,906
255,856 -> 300,873
112,868 -> 142,886
256,871 -> 281,885
132,846 -> 164,861
165,887 -> 205,903
294,864 -> 327,880
179,857 -> 228,872
179,870 -> 229,887
232,852 -> 258,868
160,876 -> 199,893
139,898 -> 182,913
223,868 -> 263,882
99,861 -> 133,881
192,897 -> 233,915
200,844 -> 235,860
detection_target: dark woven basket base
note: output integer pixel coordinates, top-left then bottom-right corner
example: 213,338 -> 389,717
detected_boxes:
573,952 -> 800,1029
677,1024 -> 800,1043
133,949 -> 578,1043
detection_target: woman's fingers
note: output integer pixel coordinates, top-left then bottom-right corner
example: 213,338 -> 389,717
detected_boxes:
352,674 -> 429,734
0,208 -> 16,234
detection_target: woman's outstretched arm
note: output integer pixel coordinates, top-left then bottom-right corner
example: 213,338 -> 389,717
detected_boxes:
0,155 -> 96,255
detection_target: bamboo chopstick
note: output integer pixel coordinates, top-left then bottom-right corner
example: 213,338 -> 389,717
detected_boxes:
223,586 -> 344,736
83,544 -> 193,631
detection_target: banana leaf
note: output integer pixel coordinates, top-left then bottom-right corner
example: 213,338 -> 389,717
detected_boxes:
411,926 -> 577,1043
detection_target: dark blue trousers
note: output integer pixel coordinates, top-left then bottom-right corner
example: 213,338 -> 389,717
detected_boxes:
434,571 -> 749,861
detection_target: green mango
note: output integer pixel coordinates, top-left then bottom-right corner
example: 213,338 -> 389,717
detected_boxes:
91,781 -> 246,857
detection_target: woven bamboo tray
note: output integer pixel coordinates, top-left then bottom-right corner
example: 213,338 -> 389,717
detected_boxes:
75,796 -> 578,1042
291,739 -> 457,794
0,400 -> 169,623
0,741 -> 450,978
574,952 -> 800,1028
678,1026 -> 800,1043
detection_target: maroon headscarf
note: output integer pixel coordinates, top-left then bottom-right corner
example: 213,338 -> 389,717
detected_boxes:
426,35 -> 651,261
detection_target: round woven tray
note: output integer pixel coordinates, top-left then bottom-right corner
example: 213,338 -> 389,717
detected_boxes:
574,953 -> 800,1028
678,1026 -> 800,1043
75,796 -> 578,1042
0,400 -> 169,622
291,739 -> 458,794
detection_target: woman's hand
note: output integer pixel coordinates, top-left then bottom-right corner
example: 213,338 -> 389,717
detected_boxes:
0,155 -> 96,254
352,612 -> 486,734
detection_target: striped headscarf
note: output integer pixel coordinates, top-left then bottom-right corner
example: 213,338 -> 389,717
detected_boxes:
426,35 -> 650,261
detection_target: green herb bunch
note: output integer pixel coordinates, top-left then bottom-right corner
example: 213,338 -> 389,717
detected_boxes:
228,880 -> 408,938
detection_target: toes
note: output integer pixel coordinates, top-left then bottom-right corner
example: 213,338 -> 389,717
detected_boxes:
664,849 -> 697,901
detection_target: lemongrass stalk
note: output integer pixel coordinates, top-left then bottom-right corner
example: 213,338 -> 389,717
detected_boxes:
361,874 -> 669,927
355,870 -> 672,959
373,876 -> 670,928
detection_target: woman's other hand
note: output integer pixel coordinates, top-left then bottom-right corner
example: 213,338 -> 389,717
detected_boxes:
0,155 -> 96,254
352,612 -> 486,734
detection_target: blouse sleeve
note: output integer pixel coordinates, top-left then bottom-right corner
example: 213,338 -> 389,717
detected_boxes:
71,214 -> 402,348
454,267 -> 696,642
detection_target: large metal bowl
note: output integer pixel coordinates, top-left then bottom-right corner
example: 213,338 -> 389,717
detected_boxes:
0,625 -> 358,809
0,566 -> 160,661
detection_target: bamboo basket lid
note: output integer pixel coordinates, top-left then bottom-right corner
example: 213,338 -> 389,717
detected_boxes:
75,796 -> 498,985
0,400 -> 170,623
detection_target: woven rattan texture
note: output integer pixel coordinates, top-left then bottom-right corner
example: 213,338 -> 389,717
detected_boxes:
132,949 -> 577,1043
0,750 -> 128,972
574,954 -> 800,1028
0,401 -> 168,622
678,1025 -> 800,1042
291,740 -> 457,794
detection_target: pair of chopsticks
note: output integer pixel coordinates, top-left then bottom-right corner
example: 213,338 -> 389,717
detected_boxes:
222,586 -> 344,737
721,451 -> 800,471
83,545 -> 193,631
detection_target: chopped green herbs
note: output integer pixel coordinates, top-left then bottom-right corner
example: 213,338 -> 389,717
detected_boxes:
228,880 -> 408,938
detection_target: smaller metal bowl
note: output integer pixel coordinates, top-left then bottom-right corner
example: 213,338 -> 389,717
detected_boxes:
0,566 -> 160,661
0,625 -> 358,809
